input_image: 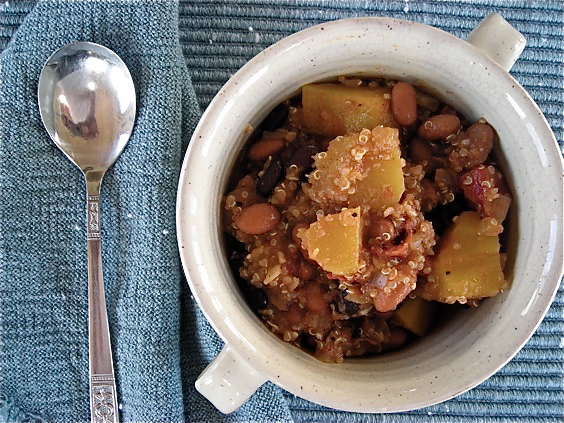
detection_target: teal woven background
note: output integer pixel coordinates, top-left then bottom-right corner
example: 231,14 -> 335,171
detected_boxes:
1,1 -> 562,422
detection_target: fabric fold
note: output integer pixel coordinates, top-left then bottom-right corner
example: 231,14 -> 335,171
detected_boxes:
0,1 -> 293,422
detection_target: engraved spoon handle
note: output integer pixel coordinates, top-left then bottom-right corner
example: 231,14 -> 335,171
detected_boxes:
86,173 -> 119,423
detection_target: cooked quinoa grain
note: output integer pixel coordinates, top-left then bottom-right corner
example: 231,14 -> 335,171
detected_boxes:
223,78 -> 512,363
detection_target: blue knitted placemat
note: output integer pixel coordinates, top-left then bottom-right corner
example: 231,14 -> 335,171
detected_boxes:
1,1 -> 562,422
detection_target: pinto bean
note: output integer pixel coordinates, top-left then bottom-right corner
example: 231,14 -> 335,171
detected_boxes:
391,81 -> 418,126
248,137 -> 285,161
291,222 -> 310,245
372,266 -> 415,313
409,137 -> 434,165
417,114 -> 461,140
448,123 -> 494,171
440,104 -> 457,116
466,122 -> 494,160
372,279 -> 413,313
368,217 -> 396,241
236,203 -> 280,234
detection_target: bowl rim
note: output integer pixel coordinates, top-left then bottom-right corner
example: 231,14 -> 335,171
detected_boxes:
177,16 -> 564,413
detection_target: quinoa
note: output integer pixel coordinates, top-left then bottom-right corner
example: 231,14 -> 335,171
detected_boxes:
223,77 -> 512,363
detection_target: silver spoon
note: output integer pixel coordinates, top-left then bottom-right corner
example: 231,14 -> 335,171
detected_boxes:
38,42 -> 136,423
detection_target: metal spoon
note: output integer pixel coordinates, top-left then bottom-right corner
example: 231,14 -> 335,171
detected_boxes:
38,42 -> 136,423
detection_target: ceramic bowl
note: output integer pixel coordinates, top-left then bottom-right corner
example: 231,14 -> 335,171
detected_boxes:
176,14 -> 564,414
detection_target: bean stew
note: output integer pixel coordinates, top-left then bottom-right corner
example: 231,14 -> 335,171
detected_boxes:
223,77 -> 512,363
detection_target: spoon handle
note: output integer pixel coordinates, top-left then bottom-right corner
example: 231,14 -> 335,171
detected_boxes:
86,175 -> 119,423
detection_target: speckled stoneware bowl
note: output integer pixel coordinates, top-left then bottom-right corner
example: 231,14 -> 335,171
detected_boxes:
176,14 -> 564,414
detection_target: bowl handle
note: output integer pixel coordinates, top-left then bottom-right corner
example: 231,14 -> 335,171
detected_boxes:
466,13 -> 526,72
195,345 -> 267,414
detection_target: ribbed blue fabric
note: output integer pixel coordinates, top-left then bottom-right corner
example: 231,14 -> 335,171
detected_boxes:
1,1 -> 562,422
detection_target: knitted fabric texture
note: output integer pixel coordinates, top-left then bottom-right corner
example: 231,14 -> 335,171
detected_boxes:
0,1 -> 292,422
1,1 -> 563,422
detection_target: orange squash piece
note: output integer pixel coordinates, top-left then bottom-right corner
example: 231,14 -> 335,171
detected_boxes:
306,126 -> 405,212
393,296 -> 437,336
302,83 -> 397,137
422,211 -> 506,303
297,207 -> 362,277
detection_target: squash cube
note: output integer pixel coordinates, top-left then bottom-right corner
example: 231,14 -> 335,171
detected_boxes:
422,211 -> 506,303
307,126 -> 405,211
297,207 -> 362,277
392,296 -> 436,337
302,83 -> 397,137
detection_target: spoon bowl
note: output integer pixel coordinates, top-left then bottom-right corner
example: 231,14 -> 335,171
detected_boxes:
38,41 -> 136,423
38,42 -> 135,174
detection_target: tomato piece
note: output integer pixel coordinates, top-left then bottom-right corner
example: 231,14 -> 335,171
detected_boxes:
459,165 -> 511,224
